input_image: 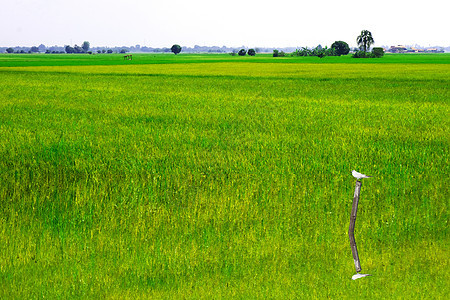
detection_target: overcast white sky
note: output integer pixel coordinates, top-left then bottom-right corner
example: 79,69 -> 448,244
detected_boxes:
1,0 -> 448,48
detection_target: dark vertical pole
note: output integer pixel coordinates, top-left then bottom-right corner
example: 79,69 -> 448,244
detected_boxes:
349,180 -> 362,273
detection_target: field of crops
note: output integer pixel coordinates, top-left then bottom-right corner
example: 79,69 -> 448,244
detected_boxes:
0,53 -> 448,298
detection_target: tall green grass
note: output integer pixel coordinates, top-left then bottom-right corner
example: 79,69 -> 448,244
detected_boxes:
0,56 -> 448,298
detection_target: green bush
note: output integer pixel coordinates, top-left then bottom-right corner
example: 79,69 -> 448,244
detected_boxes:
352,50 -> 374,58
372,47 -> 385,58
171,44 -> 182,55
247,49 -> 256,56
331,41 -> 350,56
293,46 -> 336,58
238,49 -> 247,56
353,47 -> 384,59
273,50 -> 286,57
293,47 -> 311,56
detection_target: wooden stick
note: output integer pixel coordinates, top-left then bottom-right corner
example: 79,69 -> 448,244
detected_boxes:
349,180 -> 362,272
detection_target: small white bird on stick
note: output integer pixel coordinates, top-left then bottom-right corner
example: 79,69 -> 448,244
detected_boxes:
352,170 -> 372,180
352,273 -> 372,280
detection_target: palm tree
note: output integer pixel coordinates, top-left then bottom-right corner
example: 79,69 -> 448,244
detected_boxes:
356,30 -> 374,53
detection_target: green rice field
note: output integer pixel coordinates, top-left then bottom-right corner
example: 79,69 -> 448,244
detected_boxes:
0,53 -> 448,298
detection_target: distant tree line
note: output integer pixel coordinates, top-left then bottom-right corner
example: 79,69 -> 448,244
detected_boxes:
4,44 -> 55,54
273,42 -> 348,58
272,30 -> 384,59
3,44 -> 275,54
1,31 -> 385,57
228,48 -> 256,56
64,41 -> 90,54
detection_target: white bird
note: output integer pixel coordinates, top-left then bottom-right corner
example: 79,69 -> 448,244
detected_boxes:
352,273 -> 372,280
352,170 -> 372,180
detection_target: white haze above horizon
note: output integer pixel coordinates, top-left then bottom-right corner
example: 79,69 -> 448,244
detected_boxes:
1,0 -> 448,48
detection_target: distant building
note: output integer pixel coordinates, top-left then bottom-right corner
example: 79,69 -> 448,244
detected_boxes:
389,45 -> 407,53
409,47 -> 425,53
388,45 -> 444,53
